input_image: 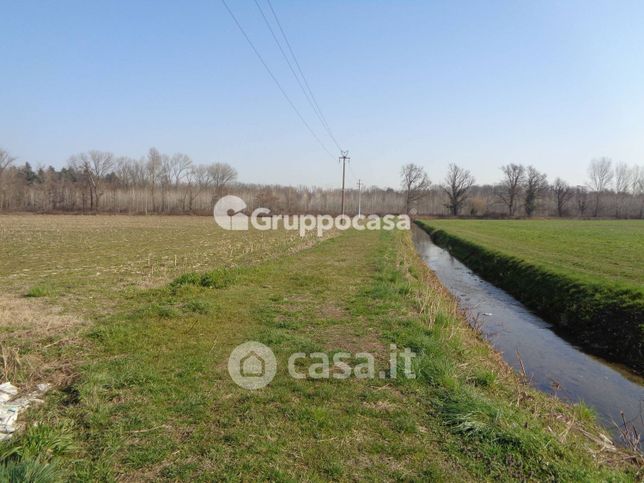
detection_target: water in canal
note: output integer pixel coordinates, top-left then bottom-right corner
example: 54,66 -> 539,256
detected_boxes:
412,225 -> 643,441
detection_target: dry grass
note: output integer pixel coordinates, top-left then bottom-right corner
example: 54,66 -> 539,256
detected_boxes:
0,214 -> 328,307
0,295 -> 86,388
0,214 -> 330,389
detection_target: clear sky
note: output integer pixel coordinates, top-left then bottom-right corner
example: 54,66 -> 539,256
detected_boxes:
2,0 -> 643,188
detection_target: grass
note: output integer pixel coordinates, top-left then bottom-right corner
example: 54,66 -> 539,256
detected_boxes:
0,214 -> 324,388
0,215 -> 322,309
416,219 -> 644,373
415,219 -> 643,292
0,217 -> 640,480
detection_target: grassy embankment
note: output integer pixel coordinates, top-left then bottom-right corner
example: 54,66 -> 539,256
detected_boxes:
416,219 -> 644,373
0,216 -> 640,480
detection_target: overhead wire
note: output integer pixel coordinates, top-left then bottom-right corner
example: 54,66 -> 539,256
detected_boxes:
263,0 -> 343,152
221,0 -> 336,159
252,0 -> 341,154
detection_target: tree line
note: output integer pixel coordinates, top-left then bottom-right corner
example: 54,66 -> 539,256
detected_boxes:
403,159 -> 643,218
0,146 -> 642,218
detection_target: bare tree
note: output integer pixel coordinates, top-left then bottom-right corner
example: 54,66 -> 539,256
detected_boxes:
442,163 -> 474,216
0,148 -> 16,178
613,162 -> 631,218
587,157 -> 613,217
168,153 -> 192,187
575,186 -> 588,216
523,166 -> 548,217
255,188 -> 281,212
631,165 -> 644,218
0,148 -> 16,210
400,163 -> 430,213
207,162 -> 238,203
68,150 -> 114,210
552,178 -> 573,217
146,148 -> 163,212
495,164 -> 525,216
185,164 -> 212,212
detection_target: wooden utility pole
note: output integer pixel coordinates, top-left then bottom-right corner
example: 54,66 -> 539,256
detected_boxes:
339,150 -> 350,215
357,179 -> 362,216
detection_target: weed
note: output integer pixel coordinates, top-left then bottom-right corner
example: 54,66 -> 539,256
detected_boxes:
25,287 -> 49,298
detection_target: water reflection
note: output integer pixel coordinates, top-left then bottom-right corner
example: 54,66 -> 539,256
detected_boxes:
412,225 -> 643,439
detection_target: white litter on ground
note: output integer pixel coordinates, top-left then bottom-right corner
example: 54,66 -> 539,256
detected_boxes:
0,382 -> 51,441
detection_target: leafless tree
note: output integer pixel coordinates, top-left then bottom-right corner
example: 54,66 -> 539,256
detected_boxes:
631,166 -> 644,218
614,162 -> 631,194
0,148 -> 16,178
68,150 -> 114,210
575,186 -> 588,216
587,157 -> 613,217
146,148 -> 163,212
613,162 -> 631,218
207,162 -> 238,203
0,148 -> 16,210
442,163 -> 474,216
495,164 -> 525,216
184,164 -> 211,212
552,178 -> 573,217
255,188 -> 281,212
400,163 -> 430,213
523,166 -> 548,217
168,153 -> 192,187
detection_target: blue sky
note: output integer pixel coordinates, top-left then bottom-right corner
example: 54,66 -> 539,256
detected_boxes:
2,0 -> 643,188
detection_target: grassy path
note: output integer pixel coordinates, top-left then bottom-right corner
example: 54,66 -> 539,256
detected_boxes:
3,229 -> 640,481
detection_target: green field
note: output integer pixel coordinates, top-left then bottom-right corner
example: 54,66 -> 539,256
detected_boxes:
418,219 -> 643,292
0,216 -> 640,480
416,219 -> 644,372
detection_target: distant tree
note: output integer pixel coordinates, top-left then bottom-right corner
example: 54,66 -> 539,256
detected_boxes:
587,157 -> 613,217
630,166 -> 644,218
20,162 -> 40,184
208,162 -> 238,203
146,147 -> 163,212
552,178 -> 573,217
523,166 -> 548,217
185,165 -> 212,212
575,186 -> 588,216
495,164 -> 525,216
442,163 -> 474,216
0,148 -> 15,179
400,163 -> 430,213
613,162 -> 631,218
68,150 -> 114,210
168,153 -> 192,187
255,188 -> 281,212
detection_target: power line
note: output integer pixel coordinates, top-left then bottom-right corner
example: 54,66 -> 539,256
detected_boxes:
221,0 -> 335,159
265,0 -> 343,152
253,0 -> 339,153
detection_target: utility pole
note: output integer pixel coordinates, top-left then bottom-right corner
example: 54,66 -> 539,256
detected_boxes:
339,150 -> 350,215
357,179 -> 362,217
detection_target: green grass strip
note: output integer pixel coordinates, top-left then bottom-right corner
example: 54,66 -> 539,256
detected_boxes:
416,221 -> 643,373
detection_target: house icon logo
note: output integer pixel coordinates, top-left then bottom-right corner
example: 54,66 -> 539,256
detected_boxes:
228,341 -> 276,390
240,350 -> 265,377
